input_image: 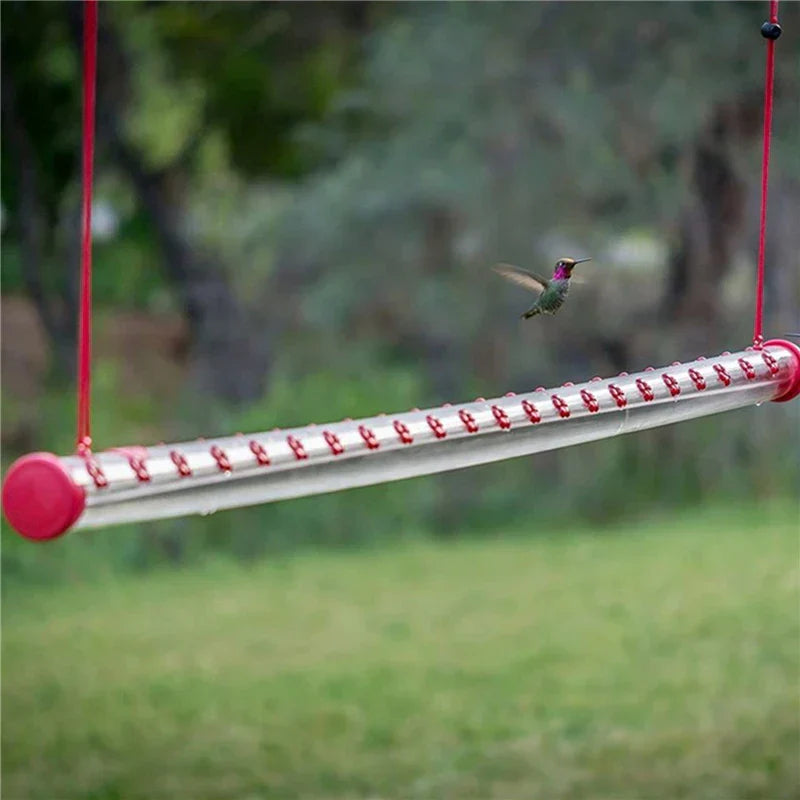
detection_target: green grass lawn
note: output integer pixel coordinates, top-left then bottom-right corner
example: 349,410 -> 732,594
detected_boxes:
3,501 -> 798,799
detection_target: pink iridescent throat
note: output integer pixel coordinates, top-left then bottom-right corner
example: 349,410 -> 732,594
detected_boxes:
553,265 -> 571,280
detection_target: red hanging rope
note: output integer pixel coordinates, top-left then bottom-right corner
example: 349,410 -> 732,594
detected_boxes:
753,0 -> 781,349
77,0 -> 98,453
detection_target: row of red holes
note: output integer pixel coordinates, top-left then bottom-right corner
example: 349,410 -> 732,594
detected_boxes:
426,415 -> 447,439
551,394 -> 571,418
688,368 -> 706,390
738,357 -> 756,380
358,425 -> 380,450
662,373 -> 681,397
127,455 -> 150,482
459,409 -> 479,433
580,389 -> 600,412
491,405 -> 511,429
164,382 -> 632,476
394,419 -> 413,444
714,364 -> 731,386
762,350 -> 780,376
323,430 -> 344,456
102,353 -> 778,487
84,453 -> 108,488
635,378 -> 655,402
521,399 -> 541,423
210,445 -> 232,472
249,440 -> 270,465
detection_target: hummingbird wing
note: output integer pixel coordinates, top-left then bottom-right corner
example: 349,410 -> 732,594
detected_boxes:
492,263 -> 549,294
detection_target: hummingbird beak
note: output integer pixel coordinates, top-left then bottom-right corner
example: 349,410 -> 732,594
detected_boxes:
573,257 -> 592,265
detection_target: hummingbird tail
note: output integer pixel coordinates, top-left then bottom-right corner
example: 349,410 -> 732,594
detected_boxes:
521,307 -> 542,319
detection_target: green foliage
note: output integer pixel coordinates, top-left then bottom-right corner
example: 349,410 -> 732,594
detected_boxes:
138,1 -> 364,178
3,503 -> 798,799
0,3 -> 79,222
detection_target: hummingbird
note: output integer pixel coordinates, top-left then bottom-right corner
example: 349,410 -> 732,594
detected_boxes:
492,257 -> 591,319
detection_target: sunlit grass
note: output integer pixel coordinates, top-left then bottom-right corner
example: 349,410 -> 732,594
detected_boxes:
3,501 -> 798,799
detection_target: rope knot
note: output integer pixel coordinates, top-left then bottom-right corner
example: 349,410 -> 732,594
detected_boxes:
760,21 -> 782,40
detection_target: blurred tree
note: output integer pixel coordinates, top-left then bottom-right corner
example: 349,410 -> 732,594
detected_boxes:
274,1 -> 799,370
2,2 -> 81,375
2,0 -> 379,402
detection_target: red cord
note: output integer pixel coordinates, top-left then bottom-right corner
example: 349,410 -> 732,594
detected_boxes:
77,0 -> 98,453
753,0 -> 779,349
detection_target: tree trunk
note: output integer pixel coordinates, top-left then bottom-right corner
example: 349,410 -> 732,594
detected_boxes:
1,72 -> 76,376
665,104 -> 748,329
111,141 -> 270,404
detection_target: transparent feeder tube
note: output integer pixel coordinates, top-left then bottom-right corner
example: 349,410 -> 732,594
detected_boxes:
54,343 -> 796,531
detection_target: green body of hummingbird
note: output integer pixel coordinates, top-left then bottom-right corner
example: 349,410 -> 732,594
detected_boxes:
492,257 -> 591,319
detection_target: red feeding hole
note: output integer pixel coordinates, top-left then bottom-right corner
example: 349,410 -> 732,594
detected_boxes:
551,394 -> 570,418
426,415 -> 447,439
761,350 -> 780,376
393,419 -> 413,444
491,405 -> 511,430
713,363 -> 732,387
458,409 -> 479,433
688,368 -> 707,390
608,384 -> 627,408
738,358 -> 756,380
661,373 -> 681,397
562,381 -> 575,388
210,445 -> 232,472
322,430 -> 344,456
170,450 -> 192,477
128,455 -> 150,483
83,454 -> 108,488
504,391 -> 517,398
249,440 -> 270,466
521,399 -> 541,423
286,435 -> 308,460
580,389 -> 600,412
644,366 -> 655,372
590,376 -> 602,383
358,425 -> 380,450
635,378 -> 654,401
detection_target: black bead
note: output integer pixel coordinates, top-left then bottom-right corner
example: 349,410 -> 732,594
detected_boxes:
760,21 -> 782,40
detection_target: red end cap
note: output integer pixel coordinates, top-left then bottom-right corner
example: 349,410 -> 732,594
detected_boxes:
2,453 -> 86,541
765,339 -> 800,403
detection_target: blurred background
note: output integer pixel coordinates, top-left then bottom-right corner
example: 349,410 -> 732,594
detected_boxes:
2,2 -> 799,798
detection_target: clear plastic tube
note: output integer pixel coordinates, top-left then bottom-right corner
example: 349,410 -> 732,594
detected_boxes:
56,344 -> 795,530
